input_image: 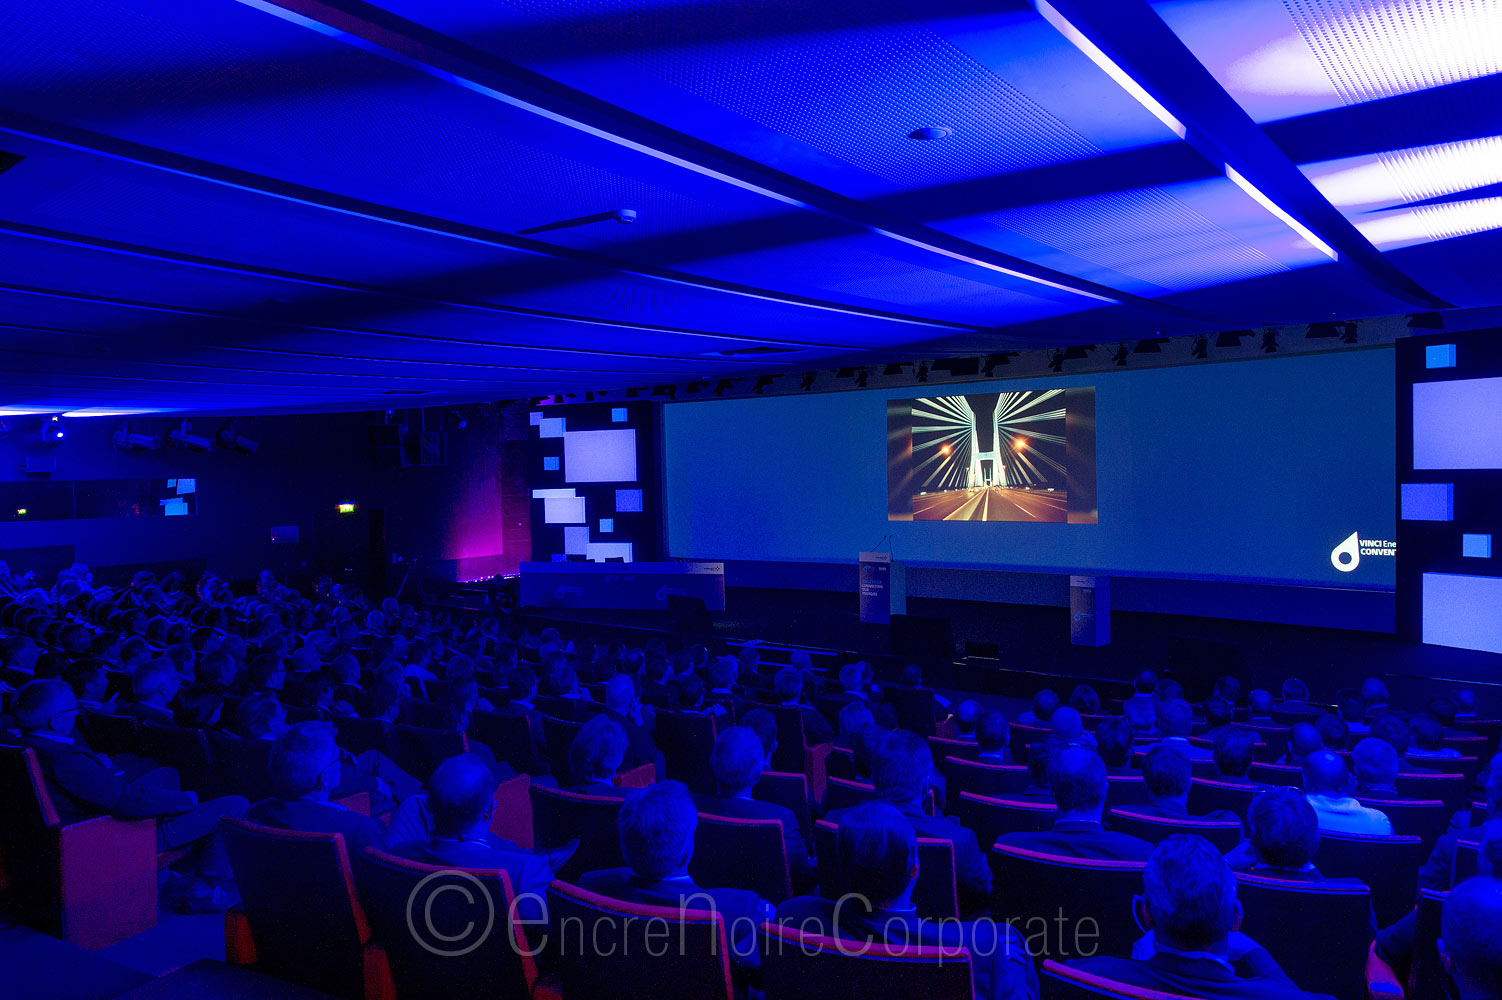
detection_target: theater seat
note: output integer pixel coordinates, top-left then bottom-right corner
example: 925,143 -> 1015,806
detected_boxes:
528,784 -> 624,880
1187,778 -> 1259,820
1104,775 -> 1150,808
990,845 -> 1144,960
468,709 -> 543,776
1313,831 -> 1426,927
355,849 -> 546,1000
823,775 -> 881,812
755,770 -> 813,845
1234,872 -> 1373,1000
0,746 -> 160,950
928,735 -> 979,768
1406,889 -> 1449,1000
1356,797 -> 1449,845
1248,762 -> 1303,788
951,792 -> 1055,851
761,922 -> 974,1000
1039,959 -> 1200,1000
1106,809 -> 1242,854
943,757 -> 1029,798
655,709 -> 720,794
692,812 -> 793,903
546,881 -> 734,1000
218,819 -> 394,1000
390,724 -> 468,783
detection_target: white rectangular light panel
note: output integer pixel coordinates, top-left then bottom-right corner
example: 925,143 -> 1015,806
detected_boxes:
543,497 -> 586,524
564,429 -> 637,482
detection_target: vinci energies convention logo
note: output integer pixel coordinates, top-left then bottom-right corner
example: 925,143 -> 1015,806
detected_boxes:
1331,531 -> 1396,573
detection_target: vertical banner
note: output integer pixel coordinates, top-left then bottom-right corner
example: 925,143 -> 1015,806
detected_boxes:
1070,575 -> 1111,646
859,551 -> 893,624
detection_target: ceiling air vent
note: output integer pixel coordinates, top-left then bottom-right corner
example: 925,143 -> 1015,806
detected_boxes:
378,389 -> 432,396
701,346 -> 800,358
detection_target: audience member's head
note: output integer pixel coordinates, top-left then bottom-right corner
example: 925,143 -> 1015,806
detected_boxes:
268,722 -> 341,800
131,657 -> 181,706
1134,670 -> 1158,695
1142,745 -> 1192,802
839,701 -> 875,739
1286,722 -> 1324,761
976,709 -> 1010,756
1440,875 -> 1502,1000
1456,688 -> 1480,718
954,699 -> 982,736
740,708 -> 777,768
1338,693 -> 1366,726
248,653 -> 286,692
1143,835 -> 1241,953
1028,688 -> 1059,723
1247,689 -> 1274,718
773,667 -> 803,705
1371,715 -> 1411,757
605,674 -> 639,716
236,693 -> 287,741
617,781 -> 697,881
1155,679 -> 1185,704
1212,727 -> 1255,778
1282,678 -> 1310,703
871,730 -> 932,808
1361,677 -> 1389,709
1247,786 -> 1320,870
1352,737 -> 1399,790
507,666 -> 537,704
1047,746 -> 1108,820
1050,706 -> 1085,742
1411,713 -> 1446,752
1124,695 -> 1157,734
428,753 -> 498,838
707,656 -> 736,690
1069,685 -> 1101,715
710,726 -> 766,797
13,678 -> 78,734
836,801 -> 917,909
1158,699 -> 1194,739
1428,698 -> 1458,729
1094,718 -> 1133,768
173,684 -> 224,729
1303,749 -> 1352,797
900,664 -> 923,688
1203,696 -> 1233,730
838,661 -> 867,695
1314,712 -> 1349,751
570,715 -> 627,785
63,659 -> 108,704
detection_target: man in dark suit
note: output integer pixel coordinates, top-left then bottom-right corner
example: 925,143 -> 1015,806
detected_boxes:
577,781 -> 774,976
825,729 -> 992,908
1212,727 -> 1260,786
603,674 -> 662,774
776,802 -> 1037,1000
1361,678 -> 1405,722
14,679 -> 248,910
246,720 -> 386,854
1159,699 -> 1213,762
773,666 -> 833,745
495,667 -> 549,772
1224,786 -> 1333,879
565,714 -> 630,797
693,726 -> 813,885
705,656 -> 747,719
1070,835 -> 1324,999
996,746 -> 1153,861
976,709 -> 1013,764
1137,744 -> 1242,827
1095,719 -> 1136,776
1439,873 -> 1502,1000
125,658 -> 180,726
388,753 -> 561,921
1352,736 -> 1404,800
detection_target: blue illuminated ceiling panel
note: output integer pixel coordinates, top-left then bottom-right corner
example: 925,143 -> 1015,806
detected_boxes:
0,0 -> 1490,411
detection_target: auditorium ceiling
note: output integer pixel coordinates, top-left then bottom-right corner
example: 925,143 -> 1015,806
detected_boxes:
0,0 -> 1496,412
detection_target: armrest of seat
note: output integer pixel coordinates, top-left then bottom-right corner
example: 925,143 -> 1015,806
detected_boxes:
1366,941 -> 1403,1000
616,762 -> 656,789
805,742 -> 833,806
224,905 -> 257,965
56,816 -> 158,950
935,716 -> 958,740
490,773 -> 533,849
362,941 -> 396,1000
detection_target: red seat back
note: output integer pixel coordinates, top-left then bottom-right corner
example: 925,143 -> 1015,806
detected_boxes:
991,846 -> 1145,960
1356,797 -> 1449,844
139,723 -> 212,792
206,729 -> 274,802
655,709 -> 720,795
1009,723 -> 1050,764
547,880 -> 733,1000
944,757 -> 1029,798
928,735 -> 980,768
951,792 -> 1055,850
468,709 -> 543,775
761,921 -> 973,1000
824,775 -> 880,813
1106,809 -> 1242,854
1187,778 -> 1258,820
79,711 -> 141,757
824,746 -> 856,780
1104,774 -> 1151,808
1395,769 -> 1468,811
1248,762 -> 1303,788
391,723 -> 469,782
766,704 -> 810,773
1040,959 -> 1201,1000
528,784 -> 624,879
755,770 -> 812,844
219,819 -> 371,1000
692,812 -> 793,903
540,714 -> 585,783
1235,872 -> 1373,1000
355,848 -> 539,1000
330,716 -> 393,758
1313,831 -> 1426,927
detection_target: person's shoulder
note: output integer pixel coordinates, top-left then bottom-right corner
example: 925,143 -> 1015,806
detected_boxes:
576,867 -> 632,893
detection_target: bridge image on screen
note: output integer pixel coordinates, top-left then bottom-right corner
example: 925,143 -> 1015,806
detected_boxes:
887,387 -> 1097,523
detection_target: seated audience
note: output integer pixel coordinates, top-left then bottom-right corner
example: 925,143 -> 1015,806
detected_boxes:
693,726 -> 813,884
1351,737 -> 1402,800
578,781 -> 773,973
63,659 -> 116,714
1225,787 -> 1329,879
832,661 -> 870,706
1212,727 -> 1258,784
1069,684 -> 1101,716
1070,835 -> 1322,999
1439,874 -> 1502,1000
1095,718 -> 1134,774
1049,706 -> 1095,750
1409,713 -> 1461,759
1137,744 -> 1239,825
996,746 -> 1153,860
976,709 -> 1012,764
246,721 -> 385,852
773,666 -> 834,745
777,802 -> 1037,1000
836,701 -> 875,750
1278,722 -> 1323,767
1454,688 -> 1481,722
388,753 -> 558,919
1018,688 -> 1058,726
954,699 -> 982,740
825,729 -> 992,905
1246,689 -> 1275,724
173,684 -> 226,730
1133,670 -> 1158,696
566,714 -> 630,797
1303,750 -> 1392,835
127,658 -> 181,725
1279,678 -> 1312,714
1158,699 -> 1211,761
1370,715 -> 1427,773
1337,692 -> 1370,736
605,673 -> 664,771
1123,695 -> 1160,740
1313,712 -> 1348,752
1203,696 -> 1234,735
740,708 -> 780,772
1361,678 -> 1400,721
13,678 -> 248,911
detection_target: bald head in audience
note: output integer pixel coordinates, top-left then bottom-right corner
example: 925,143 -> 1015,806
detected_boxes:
1442,876 -> 1502,1000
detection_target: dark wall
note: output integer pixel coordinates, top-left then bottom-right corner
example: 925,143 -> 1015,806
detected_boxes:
0,408 -> 522,590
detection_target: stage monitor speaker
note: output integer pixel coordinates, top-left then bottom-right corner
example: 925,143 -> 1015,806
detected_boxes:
891,614 -> 953,667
